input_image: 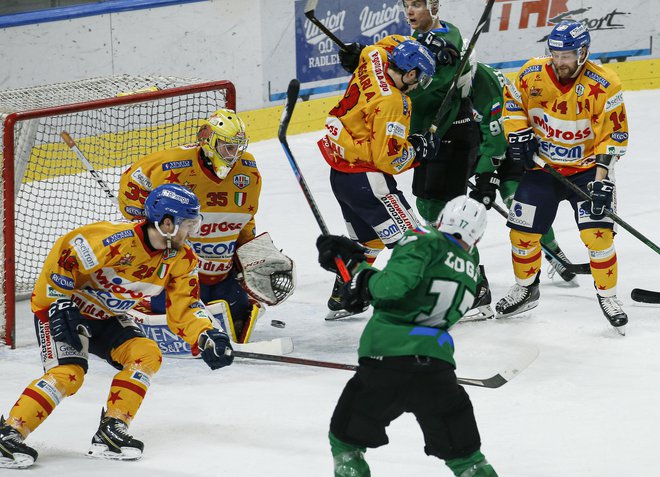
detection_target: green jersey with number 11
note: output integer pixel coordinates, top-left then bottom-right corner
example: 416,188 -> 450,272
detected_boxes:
357,226 -> 479,367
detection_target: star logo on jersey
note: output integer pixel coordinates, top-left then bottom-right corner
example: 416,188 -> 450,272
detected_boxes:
106,244 -> 121,259
183,247 -> 196,265
250,171 -> 261,185
165,171 -> 181,183
588,83 -> 605,100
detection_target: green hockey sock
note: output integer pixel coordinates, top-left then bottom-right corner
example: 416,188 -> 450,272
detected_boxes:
416,197 -> 446,224
446,449 -> 498,477
329,432 -> 371,477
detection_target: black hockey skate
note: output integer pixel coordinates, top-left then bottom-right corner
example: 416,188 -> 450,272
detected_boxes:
0,416 -> 38,469
597,295 -> 628,335
462,266 -> 494,321
495,276 -> 540,319
544,246 -> 577,283
87,410 -> 143,461
325,274 -> 368,321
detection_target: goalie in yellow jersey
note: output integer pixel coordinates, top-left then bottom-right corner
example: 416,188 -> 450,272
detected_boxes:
0,184 -> 234,468
118,109 -> 295,345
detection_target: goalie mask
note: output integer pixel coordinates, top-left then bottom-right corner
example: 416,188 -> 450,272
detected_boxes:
437,195 -> 487,250
198,108 -> 249,179
235,233 -> 296,306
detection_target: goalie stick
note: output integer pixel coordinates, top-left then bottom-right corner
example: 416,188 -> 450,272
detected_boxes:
278,78 -> 351,282
631,288 -> 660,304
60,131 -> 118,205
467,182 -> 590,275
229,344 -> 539,389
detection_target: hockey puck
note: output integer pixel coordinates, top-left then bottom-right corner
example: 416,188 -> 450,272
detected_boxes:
270,319 -> 286,328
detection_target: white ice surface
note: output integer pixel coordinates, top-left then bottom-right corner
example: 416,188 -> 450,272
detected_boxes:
2,89 -> 660,476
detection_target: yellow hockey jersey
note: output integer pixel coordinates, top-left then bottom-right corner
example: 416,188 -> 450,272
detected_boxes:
31,221 -> 213,347
318,36 -> 419,175
119,146 -> 261,285
504,57 -> 628,176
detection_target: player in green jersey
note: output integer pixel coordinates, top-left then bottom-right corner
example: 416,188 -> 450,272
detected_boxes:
316,195 -> 498,477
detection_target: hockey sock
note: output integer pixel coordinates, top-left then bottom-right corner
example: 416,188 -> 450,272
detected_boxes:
329,431 -> 370,477
445,449 -> 498,477
7,364 -> 84,437
416,197 -> 446,224
510,229 -> 542,286
361,238 -> 385,265
539,230 -> 558,249
579,228 -> 617,296
105,338 -> 161,425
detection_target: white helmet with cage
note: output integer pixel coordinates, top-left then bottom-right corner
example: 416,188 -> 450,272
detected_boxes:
437,195 -> 487,248
400,0 -> 439,16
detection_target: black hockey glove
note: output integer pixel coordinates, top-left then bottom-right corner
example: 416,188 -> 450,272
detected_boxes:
338,43 -> 364,74
416,32 -> 460,66
470,172 -> 500,208
586,179 -> 615,220
198,329 -> 234,370
48,298 -> 91,352
409,131 -> 441,164
340,269 -> 376,314
316,234 -> 367,274
507,127 -> 538,169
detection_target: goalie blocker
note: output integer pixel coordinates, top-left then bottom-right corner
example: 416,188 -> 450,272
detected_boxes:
132,233 -> 295,354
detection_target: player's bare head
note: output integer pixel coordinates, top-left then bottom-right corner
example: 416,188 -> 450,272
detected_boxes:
547,21 -> 590,80
198,108 -> 248,179
401,0 -> 438,32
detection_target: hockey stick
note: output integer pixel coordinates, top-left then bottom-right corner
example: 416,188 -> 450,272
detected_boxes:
429,0 -> 495,135
631,288 -> 660,304
304,0 -> 348,51
467,182 -> 591,274
532,155 -> 660,255
230,345 -> 539,389
60,131 -> 118,205
278,78 -> 351,282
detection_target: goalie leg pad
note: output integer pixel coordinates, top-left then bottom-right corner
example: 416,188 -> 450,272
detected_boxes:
235,232 -> 296,305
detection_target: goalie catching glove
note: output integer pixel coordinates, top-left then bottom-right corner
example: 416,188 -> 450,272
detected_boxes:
235,232 -> 296,306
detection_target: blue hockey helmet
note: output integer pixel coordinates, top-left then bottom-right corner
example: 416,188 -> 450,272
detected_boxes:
547,21 -> 590,52
144,184 -> 201,226
390,39 -> 436,89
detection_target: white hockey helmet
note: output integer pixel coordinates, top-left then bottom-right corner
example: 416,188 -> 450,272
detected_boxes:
437,196 -> 487,248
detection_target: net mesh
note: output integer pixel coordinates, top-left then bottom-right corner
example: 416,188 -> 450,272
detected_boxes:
0,75 -> 233,346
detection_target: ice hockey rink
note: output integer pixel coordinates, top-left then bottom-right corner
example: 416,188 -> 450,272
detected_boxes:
1,88 -> 659,476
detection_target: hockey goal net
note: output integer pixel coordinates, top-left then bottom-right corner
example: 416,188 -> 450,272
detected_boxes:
1,75 -> 235,348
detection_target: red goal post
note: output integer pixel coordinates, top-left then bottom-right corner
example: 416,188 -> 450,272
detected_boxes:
0,76 -> 236,348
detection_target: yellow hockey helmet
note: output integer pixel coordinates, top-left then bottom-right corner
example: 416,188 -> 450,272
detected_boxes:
198,108 -> 248,179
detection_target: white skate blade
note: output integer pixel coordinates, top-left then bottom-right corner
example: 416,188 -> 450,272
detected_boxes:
0,453 -> 35,469
496,299 -> 539,319
87,443 -> 142,461
461,305 -> 495,322
611,325 -> 626,337
324,307 -> 368,321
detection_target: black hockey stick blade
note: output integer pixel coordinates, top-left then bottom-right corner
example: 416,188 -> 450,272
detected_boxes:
278,78 -> 300,143
631,288 -> 660,304
304,0 -> 348,50
231,345 -> 539,389
429,0 -> 495,134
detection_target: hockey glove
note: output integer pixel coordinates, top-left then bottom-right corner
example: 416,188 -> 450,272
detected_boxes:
409,131 -> 441,164
469,172 -> 500,208
48,298 -> 91,352
586,179 -> 615,220
198,329 -> 234,370
338,43 -> 364,74
340,269 -> 376,313
416,32 -> 460,66
507,127 -> 538,169
316,235 -> 367,275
